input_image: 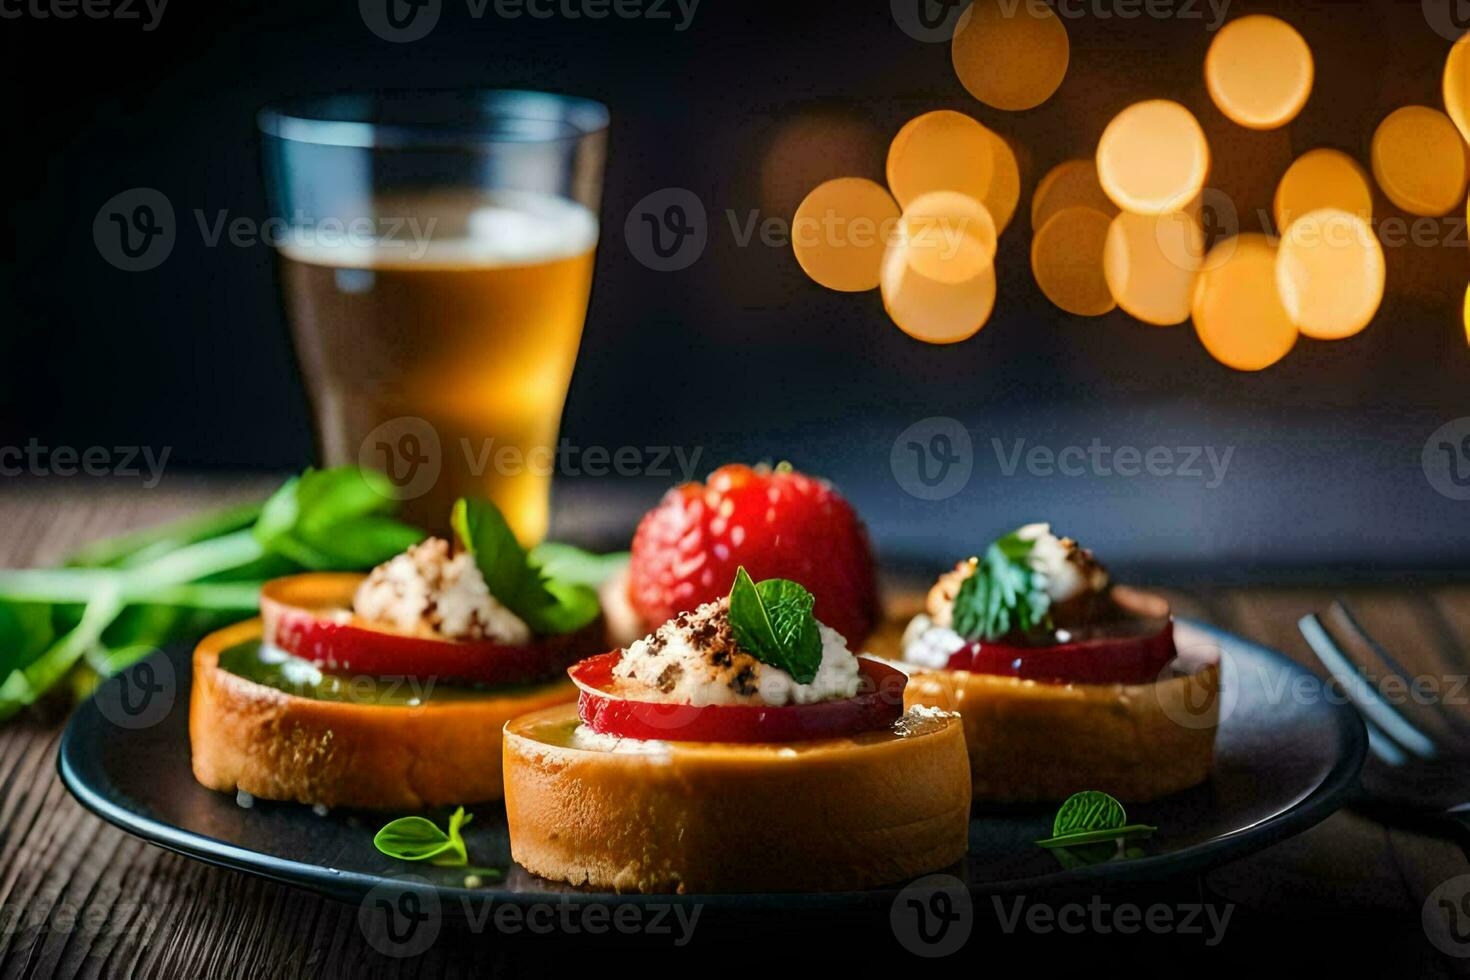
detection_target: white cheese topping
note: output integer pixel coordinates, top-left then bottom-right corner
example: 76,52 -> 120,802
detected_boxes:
900,613 -> 968,669
1017,522 -> 1108,603
353,538 -> 531,644
610,598 -> 862,707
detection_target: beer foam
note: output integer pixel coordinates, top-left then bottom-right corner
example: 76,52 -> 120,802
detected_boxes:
276,190 -> 599,269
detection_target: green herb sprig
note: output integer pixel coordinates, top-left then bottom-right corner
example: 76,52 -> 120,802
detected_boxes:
950,527 -> 1053,642
0,467 -> 426,720
1036,790 -> 1157,867
451,498 -> 602,636
374,807 -> 474,867
727,567 -> 823,684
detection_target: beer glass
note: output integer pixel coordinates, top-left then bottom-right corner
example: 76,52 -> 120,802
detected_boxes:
259,91 -> 608,541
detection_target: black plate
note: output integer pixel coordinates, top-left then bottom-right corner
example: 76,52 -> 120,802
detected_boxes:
59,620 -> 1364,910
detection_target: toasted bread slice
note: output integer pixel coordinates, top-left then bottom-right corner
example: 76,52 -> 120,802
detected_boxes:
503,703 -> 972,893
190,619 -> 575,808
905,663 -> 1219,802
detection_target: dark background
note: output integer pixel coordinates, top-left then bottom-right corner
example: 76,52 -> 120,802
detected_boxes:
2,0 -> 1468,573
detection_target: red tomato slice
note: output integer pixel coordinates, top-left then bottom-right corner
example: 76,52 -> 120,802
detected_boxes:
569,652 -> 907,743
947,619 -> 1178,685
260,573 -> 602,686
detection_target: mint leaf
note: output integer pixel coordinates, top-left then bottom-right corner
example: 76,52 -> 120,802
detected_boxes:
950,528 -> 1053,642
727,567 -> 823,685
255,468 -> 425,571
451,498 -> 601,636
373,806 -> 473,867
1036,791 -> 1156,862
1051,790 -> 1127,837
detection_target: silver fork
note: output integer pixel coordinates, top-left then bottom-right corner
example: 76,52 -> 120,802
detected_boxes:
1299,600 -> 1470,843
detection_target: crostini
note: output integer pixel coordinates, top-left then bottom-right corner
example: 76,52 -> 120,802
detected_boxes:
897,524 -> 1219,802
504,569 -> 971,893
190,498 -> 608,809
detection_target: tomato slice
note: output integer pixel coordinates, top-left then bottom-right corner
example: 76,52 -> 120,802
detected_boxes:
260,573 -> 602,686
946,619 -> 1178,685
569,652 -> 907,743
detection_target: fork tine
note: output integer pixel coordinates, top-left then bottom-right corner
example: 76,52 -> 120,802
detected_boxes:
1299,613 -> 1438,761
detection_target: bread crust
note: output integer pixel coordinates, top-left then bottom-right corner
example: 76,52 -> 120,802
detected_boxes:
190,619 -> 575,808
904,663 -> 1219,802
503,703 -> 972,893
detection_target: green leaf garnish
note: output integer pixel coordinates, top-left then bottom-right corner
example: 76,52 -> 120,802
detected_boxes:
727,567 -> 823,685
450,498 -> 601,636
527,543 -> 629,588
1051,788 -> 1127,837
1035,791 -> 1157,862
950,527 -> 1053,642
373,806 -> 473,867
255,468 -> 426,570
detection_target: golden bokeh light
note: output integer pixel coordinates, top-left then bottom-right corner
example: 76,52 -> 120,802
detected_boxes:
1273,149 -> 1372,231
1192,233 -> 1297,371
791,178 -> 901,293
1204,15 -> 1313,130
1370,106 -> 1467,217
1275,208 -> 1384,340
1032,159 -> 1118,231
1103,210 -> 1204,326
886,110 -> 996,209
1031,206 -> 1116,317
1464,283 -> 1470,348
895,191 -> 998,284
881,238 -> 997,344
1097,101 -> 1211,215
951,0 -> 1069,111
1444,33 -> 1470,146
980,128 -> 1021,234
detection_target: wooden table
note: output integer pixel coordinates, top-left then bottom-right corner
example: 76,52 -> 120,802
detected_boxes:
0,480 -> 1466,975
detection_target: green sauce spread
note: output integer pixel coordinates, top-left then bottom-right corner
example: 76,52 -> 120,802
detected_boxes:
217,640 -> 562,706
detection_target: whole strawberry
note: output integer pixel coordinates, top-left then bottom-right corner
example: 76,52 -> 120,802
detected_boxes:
628,463 -> 879,646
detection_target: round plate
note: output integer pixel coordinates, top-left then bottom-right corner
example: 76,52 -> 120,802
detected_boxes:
59,619 -> 1364,909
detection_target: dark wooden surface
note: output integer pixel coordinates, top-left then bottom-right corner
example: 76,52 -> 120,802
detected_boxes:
1,480 -> 1468,975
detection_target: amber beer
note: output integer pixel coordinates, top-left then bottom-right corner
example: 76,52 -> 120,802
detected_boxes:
276,190 -> 598,541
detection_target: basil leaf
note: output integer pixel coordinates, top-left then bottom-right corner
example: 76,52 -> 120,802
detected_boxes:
1035,824 -> 1157,849
452,498 -> 601,636
1052,789 -> 1127,837
950,527 -> 1053,642
451,497 -> 536,613
527,543 -> 629,588
727,568 -> 823,685
373,806 -> 474,866
520,578 -> 601,636
255,468 -> 425,571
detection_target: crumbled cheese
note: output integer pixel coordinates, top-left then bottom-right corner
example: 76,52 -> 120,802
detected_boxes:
611,598 -> 862,707
901,613 -> 969,669
1017,523 -> 1108,602
353,538 -> 531,644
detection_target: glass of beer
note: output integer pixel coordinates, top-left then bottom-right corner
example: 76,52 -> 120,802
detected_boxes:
258,91 -> 608,541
